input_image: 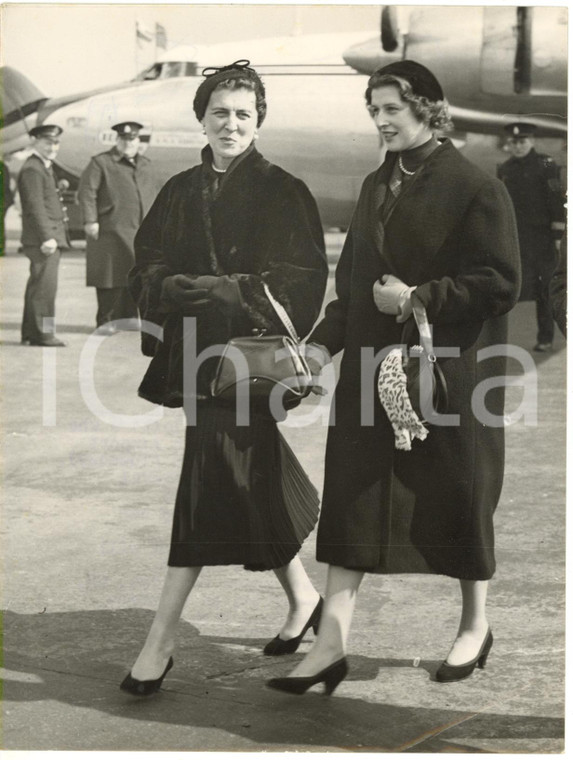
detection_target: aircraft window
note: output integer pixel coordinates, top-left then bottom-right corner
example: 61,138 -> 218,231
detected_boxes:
135,60 -> 199,81
159,62 -> 199,78
161,62 -> 184,79
139,64 -> 162,81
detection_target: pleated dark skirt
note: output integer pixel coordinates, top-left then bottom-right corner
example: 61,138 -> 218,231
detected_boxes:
168,402 -> 319,571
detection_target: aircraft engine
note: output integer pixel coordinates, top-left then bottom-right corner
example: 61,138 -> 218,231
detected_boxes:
342,6 -> 566,137
381,7 -> 399,52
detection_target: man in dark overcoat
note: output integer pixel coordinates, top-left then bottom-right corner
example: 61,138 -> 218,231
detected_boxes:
19,124 -> 68,347
497,122 -> 565,351
78,121 -> 160,334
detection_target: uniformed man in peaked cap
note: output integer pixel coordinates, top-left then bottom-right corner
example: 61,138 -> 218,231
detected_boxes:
78,120 -> 160,334
497,122 -> 565,351
19,124 -> 68,346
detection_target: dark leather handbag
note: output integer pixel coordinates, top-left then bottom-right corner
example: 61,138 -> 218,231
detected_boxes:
210,284 -> 313,410
401,303 -> 448,421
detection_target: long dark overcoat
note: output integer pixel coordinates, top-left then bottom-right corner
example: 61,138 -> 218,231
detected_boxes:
497,149 -> 565,301
310,139 -> 521,580
78,148 -> 159,288
128,146 -> 328,406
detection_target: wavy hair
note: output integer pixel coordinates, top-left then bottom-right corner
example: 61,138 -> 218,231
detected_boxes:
195,75 -> 267,128
365,73 -> 453,132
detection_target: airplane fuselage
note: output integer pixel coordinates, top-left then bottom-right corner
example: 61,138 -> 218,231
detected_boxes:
39,72 -> 377,228
3,6 -> 566,230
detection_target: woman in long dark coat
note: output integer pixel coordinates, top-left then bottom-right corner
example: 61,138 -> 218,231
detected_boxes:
120,61 -> 328,695
268,61 -> 521,696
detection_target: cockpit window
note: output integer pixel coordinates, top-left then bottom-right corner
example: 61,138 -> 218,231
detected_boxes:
139,63 -> 161,81
134,61 -> 199,81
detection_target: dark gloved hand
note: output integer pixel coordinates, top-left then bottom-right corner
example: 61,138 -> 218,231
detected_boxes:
195,274 -> 243,317
160,274 -> 214,314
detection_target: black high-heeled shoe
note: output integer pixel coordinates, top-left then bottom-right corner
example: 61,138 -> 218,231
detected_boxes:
120,656 -> 174,696
263,597 -> 323,656
436,629 -> 493,683
267,657 -> 348,696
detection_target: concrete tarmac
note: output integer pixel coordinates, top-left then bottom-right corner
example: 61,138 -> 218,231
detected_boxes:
1,225 -> 566,753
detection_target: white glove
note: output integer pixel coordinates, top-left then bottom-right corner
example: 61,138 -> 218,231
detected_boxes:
40,238 -> 58,255
373,274 -> 415,322
84,222 -> 99,240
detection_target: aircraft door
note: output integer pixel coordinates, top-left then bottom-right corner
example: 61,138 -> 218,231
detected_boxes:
481,6 -> 567,96
480,7 -> 520,95
529,6 -> 567,96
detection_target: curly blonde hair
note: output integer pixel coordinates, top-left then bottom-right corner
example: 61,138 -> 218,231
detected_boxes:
365,73 -> 453,132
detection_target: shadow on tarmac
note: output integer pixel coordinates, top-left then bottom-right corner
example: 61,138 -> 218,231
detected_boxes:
2,608 -> 564,752
1,238 -> 565,752
1,319 -> 98,337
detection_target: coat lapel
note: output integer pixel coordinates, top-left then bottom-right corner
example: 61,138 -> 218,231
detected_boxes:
376,141 -> 478,281
370,157 -> 393,265
30,154 -> 54,185
368,152 -> 427,270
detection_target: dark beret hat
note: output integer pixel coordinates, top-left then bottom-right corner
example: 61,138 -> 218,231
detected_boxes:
504,122 -> 537,138
193,60 -> 266,126
30,124 -> 63,139
371,60 -> 444,102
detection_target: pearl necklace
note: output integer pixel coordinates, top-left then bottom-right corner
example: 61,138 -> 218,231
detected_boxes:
211,163 -> 226,174
398,155 -> 416,176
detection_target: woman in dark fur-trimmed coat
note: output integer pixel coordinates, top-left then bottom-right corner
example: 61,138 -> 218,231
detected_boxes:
268,61 -> 520,697
120,62 -> 328,695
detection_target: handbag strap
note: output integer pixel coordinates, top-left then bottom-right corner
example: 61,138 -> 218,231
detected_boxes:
263,282 -> 299,342
411,300 -> 436,362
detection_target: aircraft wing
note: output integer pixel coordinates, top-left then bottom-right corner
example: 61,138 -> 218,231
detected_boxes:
448,105 -> 566,138
0,65 -> 147,156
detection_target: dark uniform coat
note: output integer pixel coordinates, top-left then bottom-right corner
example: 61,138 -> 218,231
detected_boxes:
78,148 -> 159,288
550,231 -> 567,337
128,146 -> 328,407
1,160 -> 14,255
310,139 -> 521,581
2,160 -> 14,216
18,153 -> 68,342
497,148 -> 564,301
18,154 -> 67,247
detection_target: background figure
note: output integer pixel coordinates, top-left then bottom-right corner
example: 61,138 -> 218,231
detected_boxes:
19,125 -> 68,347
120,61 -> 328,697
78,121 -> 159,335
1,160 -> 15,255
497,122 -> 565,352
